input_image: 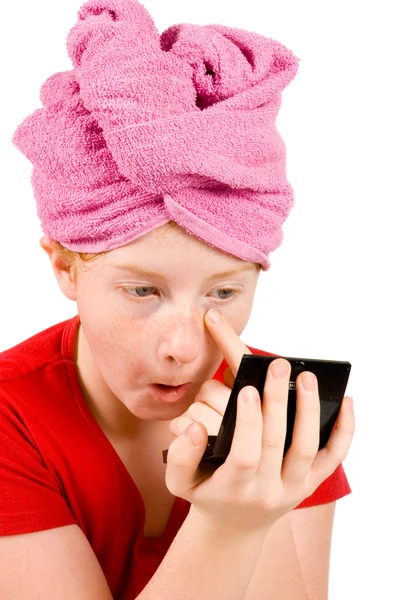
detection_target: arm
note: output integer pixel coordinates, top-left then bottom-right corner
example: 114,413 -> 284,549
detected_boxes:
0,525 -> 114,599
0,501 -> 336,600
243,502 -> 336,600
139,506 -> 270,599
0,511 -> 269,600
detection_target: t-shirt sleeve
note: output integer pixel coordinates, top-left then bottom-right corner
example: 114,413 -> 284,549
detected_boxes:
294,463 -> 351,509
0,394 -> 77,536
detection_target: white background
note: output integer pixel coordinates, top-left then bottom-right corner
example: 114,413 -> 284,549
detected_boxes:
1,1 -> 397,597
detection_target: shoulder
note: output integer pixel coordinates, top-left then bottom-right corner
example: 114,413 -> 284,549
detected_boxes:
0,318 -> 72,382
0,317 -> 78,443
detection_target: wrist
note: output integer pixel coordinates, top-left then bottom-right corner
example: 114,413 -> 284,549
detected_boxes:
186,505 -> 272,542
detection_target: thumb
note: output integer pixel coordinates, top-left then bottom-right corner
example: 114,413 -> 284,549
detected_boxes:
164,422 -> 208,498
184,422 -> 205,446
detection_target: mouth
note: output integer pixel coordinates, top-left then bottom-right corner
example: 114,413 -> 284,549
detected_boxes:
155,383 -> 188,389
150,382 -> 191,402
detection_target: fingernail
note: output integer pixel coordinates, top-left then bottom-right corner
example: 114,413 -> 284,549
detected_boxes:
270,360 -> 289,379
301,372 -> 316,391
242,386 -> 259,404
184,423 -> 203,446
206,309 -> 221,325
345,396 -> 353,406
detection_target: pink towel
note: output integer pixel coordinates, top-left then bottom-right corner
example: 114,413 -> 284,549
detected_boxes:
12,0 -> 299,270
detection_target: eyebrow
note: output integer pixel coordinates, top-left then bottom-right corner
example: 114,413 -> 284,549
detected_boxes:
110,263 -> 255,280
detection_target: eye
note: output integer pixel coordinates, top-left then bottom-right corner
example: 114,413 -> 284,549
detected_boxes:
122,286 -> 239,301
215,288 -> 236,300
124,286 -> 156,298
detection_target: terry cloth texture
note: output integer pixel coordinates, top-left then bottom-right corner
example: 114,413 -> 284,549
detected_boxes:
12,0 -> 299,270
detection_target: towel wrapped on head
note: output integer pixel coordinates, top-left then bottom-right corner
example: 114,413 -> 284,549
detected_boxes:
12,0 -> 299,270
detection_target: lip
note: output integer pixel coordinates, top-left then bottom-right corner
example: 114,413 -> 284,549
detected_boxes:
150,382 -> 191,403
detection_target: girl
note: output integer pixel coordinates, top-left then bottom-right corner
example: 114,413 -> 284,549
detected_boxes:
0,0 -> 355,598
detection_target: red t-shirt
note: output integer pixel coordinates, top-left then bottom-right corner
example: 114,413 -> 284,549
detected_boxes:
0,315 -> 351,598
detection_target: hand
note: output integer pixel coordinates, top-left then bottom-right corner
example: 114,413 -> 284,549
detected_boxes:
165,309 -> 355,535
168,363 -> 234,441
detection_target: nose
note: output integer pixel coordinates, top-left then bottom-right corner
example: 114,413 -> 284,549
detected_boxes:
158,310 -> 203,365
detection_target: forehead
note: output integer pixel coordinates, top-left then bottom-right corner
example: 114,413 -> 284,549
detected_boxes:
103,223 -> 256,273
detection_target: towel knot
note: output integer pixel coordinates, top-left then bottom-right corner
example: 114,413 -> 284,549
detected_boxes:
12,0 -> 300,270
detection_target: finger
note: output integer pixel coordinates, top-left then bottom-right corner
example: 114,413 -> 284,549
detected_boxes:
168,379 -> 231,436
223,366 -> 235,389
169,400 -> 223,437
169,415 -> 195,437
306,396 -> 355,492
193,379 -> 232,416
165,422 -> 209,497
281,371 -> 321,485
256,358 -> 291,481
222,386 -> 263,487
204,309 -> 252,377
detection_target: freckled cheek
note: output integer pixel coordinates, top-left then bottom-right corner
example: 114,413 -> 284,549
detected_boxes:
133,310 -> 248,342
107,319 -> 149,349
96,299 -> 249,351
222,305 -> 251,334
228,319 -> 248,338
95,333 -> 144,378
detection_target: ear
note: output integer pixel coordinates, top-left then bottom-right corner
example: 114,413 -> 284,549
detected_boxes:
39,236 -> 78,302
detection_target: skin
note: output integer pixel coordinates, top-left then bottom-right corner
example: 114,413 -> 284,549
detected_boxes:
39,223 -> 355,598
40,222 -> 260,443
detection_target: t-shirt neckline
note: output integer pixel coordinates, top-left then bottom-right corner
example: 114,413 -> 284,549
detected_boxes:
61,313 -> 188,550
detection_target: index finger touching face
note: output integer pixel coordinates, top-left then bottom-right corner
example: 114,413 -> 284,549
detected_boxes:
223,366 -> 235,389
205,309 -> 252,378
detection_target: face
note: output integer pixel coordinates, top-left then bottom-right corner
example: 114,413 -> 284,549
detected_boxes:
42,223 -> 260,437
